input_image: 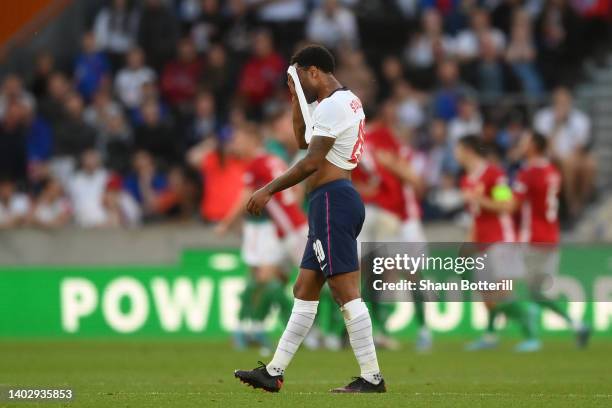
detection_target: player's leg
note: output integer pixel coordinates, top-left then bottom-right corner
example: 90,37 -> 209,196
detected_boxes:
234,267 -> 325,392
402,220 -> 432,352
526,246 -> 591,348
327,271 -> 385,392
265,268 -> 326,375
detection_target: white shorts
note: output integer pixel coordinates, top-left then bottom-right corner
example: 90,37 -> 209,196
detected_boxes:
283,224 -> 309,266
359,205 -> 402,243
477,243 -> 526,281
242,221 -> 309,268
241,221 -> 284,267
524,246 -> 560,292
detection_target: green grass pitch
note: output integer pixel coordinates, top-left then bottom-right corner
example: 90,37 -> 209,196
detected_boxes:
1,339 -> 611,407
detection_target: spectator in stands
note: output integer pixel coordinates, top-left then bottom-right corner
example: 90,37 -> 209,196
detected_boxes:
84,88 -> 123,134
186,91 -> 217,147
133,99 -> 177,165
123,150 -> 168,218
51,92 -> 97,185
431,59 -> 473,121
0,100 -> 28,184
505,10 -> 544,98
189,0 -> 225,53
74,32 -> 110,102
0,74 -> 35,121
114,47 -> 156,109
84,88 -> 131,172
101,173 -> 141,227
422,119 -> 451,188
23,102 -> 53,165
160,37 -> 204,110
138,0 -> 179,72
454,8 -> 506,62
67,149 -> 110,227
491,0 -> 526,36
464,32 -> 520,104
447,94 -> 482,173
199,44 -> 233,116
129,81 -> 171,125
99,108 -> 132,173
306,0 -> 359,50
535,0 -> 582,88
393,80 -> 426,130
38,73 -> 71,129
336,49 -> 377,110
30,52 -> 55,99
27,178 -> 71,228
404,9 -> 453,71
377,55 -> 405,102
0,177 -> 29,229
149,165 -> 198,220
93,0 -> 139,70
187,135 -> 246,222
248,0 -> 306,54
533,87 -> 596,217
237,30 -> 285,113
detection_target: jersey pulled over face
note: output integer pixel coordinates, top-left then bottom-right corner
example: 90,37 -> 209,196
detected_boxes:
311,88 -> 366,170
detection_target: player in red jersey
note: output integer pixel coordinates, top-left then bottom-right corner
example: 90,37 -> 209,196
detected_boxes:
455,135 -> 538,352
353,101 -> 431,351
512,131 -> 590,347
217,122 -> 308,267
216,123 -> 308,354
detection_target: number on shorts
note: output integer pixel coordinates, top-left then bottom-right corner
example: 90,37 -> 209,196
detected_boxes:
313,239 -> 325,264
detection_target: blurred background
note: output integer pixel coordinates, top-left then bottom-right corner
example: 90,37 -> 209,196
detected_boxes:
0,0 -> 611,341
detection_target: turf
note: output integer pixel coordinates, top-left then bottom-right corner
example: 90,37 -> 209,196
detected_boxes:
0,339 -> 610,408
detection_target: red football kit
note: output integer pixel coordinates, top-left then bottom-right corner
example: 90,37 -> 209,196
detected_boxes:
512,159 -> 561,244
353,125 -> 421,221
244,152 -> 306,237
460,162 -> 515,243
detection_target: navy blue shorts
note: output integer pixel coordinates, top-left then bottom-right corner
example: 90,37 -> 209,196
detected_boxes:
300,179 -> 365,277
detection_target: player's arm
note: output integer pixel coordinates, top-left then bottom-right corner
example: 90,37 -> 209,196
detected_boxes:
475,183 -> 518,213
246,136 -> 334,215
287,76 -> 308,149
215,188 -> 252,235
186,138 -> 216,169
375,150 -> 425,197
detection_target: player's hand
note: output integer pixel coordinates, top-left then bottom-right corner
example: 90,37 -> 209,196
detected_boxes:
374,150 -> 396,169
214,222 -> 230,236
246,187 -> 272,216
463,184 -> 484,204
287,75 -> 297,101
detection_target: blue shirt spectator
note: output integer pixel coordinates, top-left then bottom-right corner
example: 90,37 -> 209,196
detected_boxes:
74,32 -> 110,102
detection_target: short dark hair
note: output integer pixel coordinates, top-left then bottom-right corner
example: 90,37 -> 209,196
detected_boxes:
531,131 -> 548,153
458,135 -> 486,156
290,45 -> 335,73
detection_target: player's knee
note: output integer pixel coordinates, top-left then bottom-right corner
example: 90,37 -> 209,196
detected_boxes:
328,280 -> 359,306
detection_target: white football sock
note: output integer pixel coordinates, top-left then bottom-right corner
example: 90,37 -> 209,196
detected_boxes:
341,298 -> 382,385
266,298 -> 318,377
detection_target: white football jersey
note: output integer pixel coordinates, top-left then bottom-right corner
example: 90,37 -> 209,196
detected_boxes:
311,88 -> 366,170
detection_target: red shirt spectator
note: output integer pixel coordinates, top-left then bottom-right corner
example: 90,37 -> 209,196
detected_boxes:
238,31 -> 285,107
160,38 -> 204,107
199,150 -> 246,222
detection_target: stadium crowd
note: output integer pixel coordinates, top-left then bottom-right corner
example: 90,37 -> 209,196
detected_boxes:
0,0 -> 610,229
